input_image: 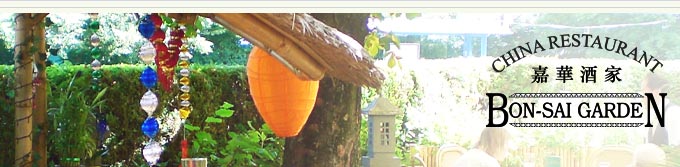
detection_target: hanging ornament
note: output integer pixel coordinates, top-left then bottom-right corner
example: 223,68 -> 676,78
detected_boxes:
137,13 -> 166,166
91,60 -> 102,71
177,28 -> 193,120
138,42 -> 156,64
247,47 -> 320,137
92,70 -> 103,80
178,59 -> 189,69
179,51 -> 193,61
140,67 -> 158,89
142,140 -> 163,166
177,23 -> 195,166
154,43 -> 174,92
90,34 -> 101,47
149,29 -> 165,44
180,100 -> 190,107
179,69 -> 190,77
97,119 -> 109,142
149,13 -> 163,27
88,13 -> 99,20
91,47 -> 102,59
180,85 -> 190,93
179,107 -> 190,119
140,90 -> 158,116
86,13 -> 109,155
168,28 -> 184,57
89,20 -> 100,31
147,15 -> 174,92
138,15 -> 156,39
141,117 -> 159,138
181,139 -> 189,158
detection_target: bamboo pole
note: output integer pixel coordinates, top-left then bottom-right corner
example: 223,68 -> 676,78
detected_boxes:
14,13 -> 34,167
250,13 -> 333,71
256,13 -> 384,88
211,13 -> 326,81
32,14 -> 48,167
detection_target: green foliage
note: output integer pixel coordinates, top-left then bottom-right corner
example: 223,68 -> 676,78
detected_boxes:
364,31 -> 402,68
0,66 -> 15,166
361,68 -> 424,164
0,64 -> 268,166
44,14 -> 146,65
0,34 -> 13,65
194,22 -> 251,65
0,14 -> 249,66
365,13 -> 405,68
47,75 -> 106,164
185,102 -> 283,166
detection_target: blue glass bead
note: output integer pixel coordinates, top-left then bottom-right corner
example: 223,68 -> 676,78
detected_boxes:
138,15 -> 156,39
97,119 -> 108,134
139,66 -> 157,89
141,117 -> 159,138
97,119 -> 109,140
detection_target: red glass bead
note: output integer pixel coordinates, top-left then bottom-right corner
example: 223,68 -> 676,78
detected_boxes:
149,28 -> 165,44
168,39 -> 182,49
150,13 -> 163,27
153,43 -> 169,59
177,29 -> 185,39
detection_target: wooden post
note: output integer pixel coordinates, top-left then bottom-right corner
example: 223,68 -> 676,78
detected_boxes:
33,14 -> 48,167
14,13 -> 34,167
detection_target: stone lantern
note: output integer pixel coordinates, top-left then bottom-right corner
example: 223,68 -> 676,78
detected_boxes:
362,97 -> 400,167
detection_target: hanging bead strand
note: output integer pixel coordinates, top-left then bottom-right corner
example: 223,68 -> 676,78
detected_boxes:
174,15 -> 196,162
87,13 -> 111,154
173,27 -> 192,120
138,13 -> 163,166
89,13 -> 103,92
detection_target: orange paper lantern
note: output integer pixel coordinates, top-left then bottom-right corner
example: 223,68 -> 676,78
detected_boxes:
247,47 -> 319,137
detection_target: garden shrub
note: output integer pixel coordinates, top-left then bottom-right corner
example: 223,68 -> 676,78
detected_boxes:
0,64 -> 267,166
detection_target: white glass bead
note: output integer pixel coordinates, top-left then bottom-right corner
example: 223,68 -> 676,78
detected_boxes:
180,100 -> 190,107
91,59 -> 102,71
140,90 -> 158,116
142,140 -> 163,166
180,69 -> 190,77
138,42 -> 156,64
180,85 -> 190,93
179,52 -> 193,61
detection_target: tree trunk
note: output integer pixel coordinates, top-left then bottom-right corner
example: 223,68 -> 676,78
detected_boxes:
14,13 -> 34,167
33,15 -> 48,167
282,13 -> 368,167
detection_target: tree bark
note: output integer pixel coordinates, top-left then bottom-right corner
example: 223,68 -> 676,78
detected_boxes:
283,13 -> 368,167
33,15 -> 48,167
14,13 -> 34,167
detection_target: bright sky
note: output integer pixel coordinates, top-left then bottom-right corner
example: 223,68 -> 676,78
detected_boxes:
375,13 -> 535,35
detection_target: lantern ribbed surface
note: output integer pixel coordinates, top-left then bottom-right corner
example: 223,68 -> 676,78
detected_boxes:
246,47 -> 319,137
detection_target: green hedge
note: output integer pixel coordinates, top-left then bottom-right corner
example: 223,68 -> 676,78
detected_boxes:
0,64 -> 266,166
